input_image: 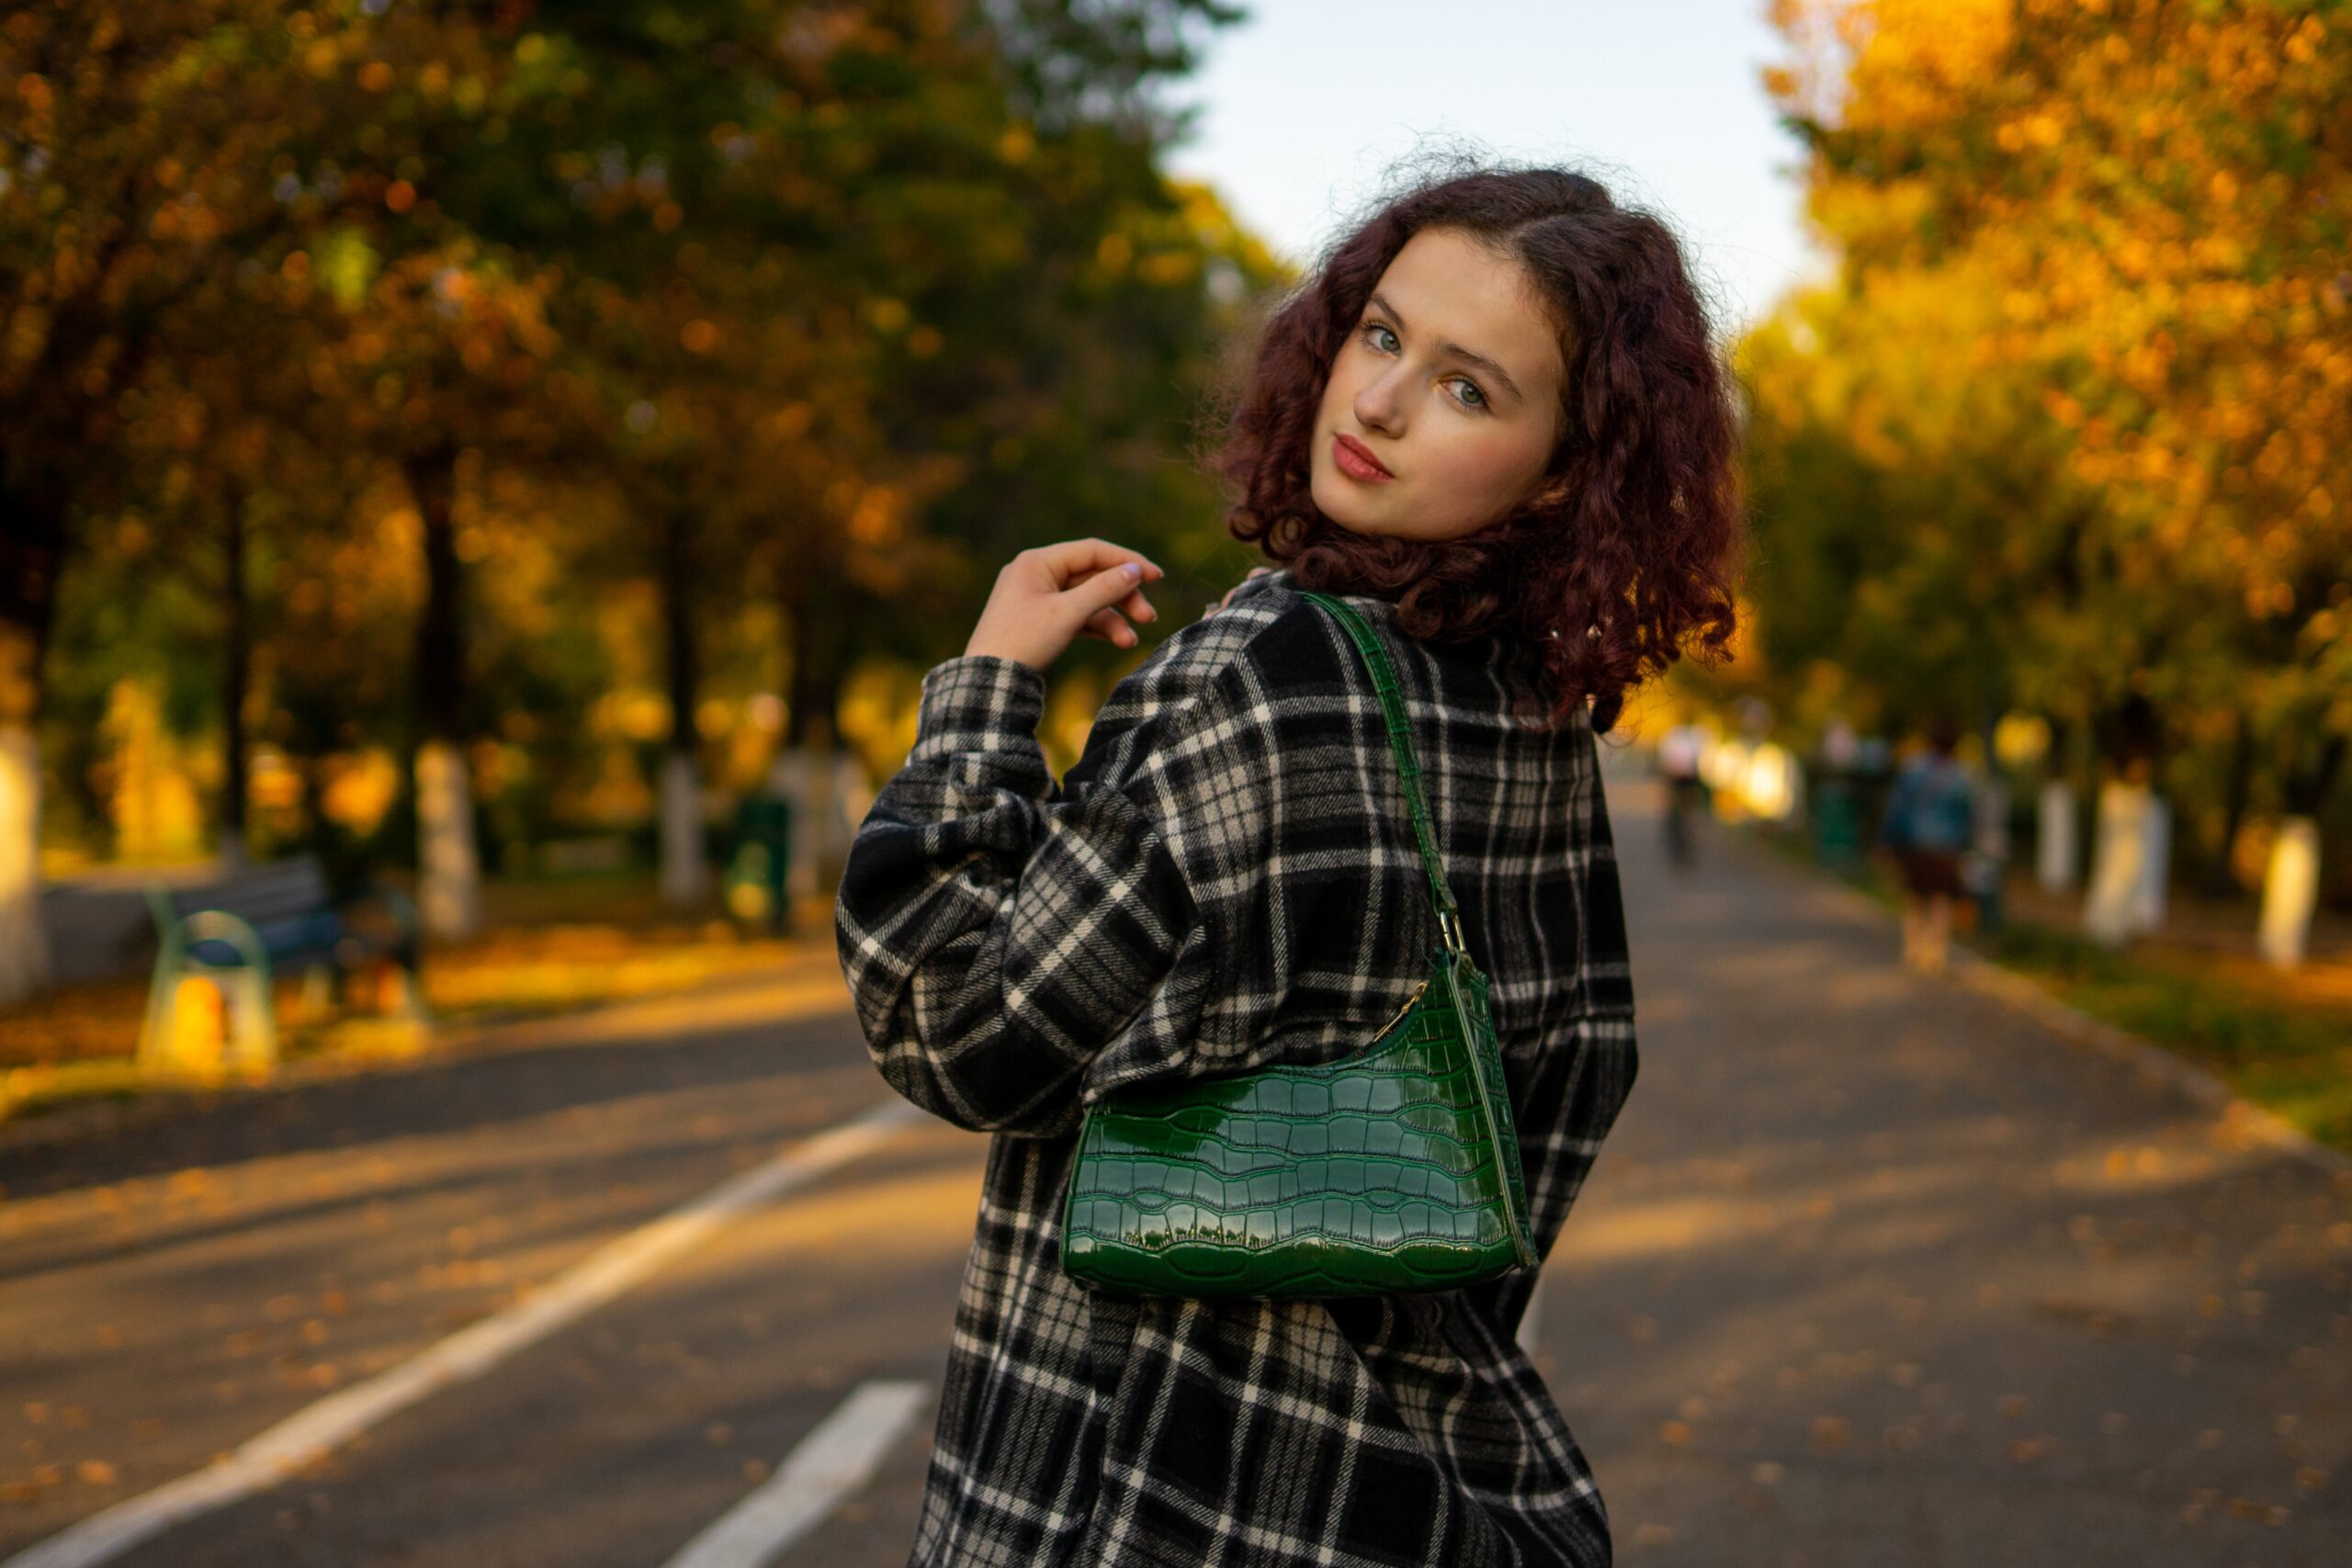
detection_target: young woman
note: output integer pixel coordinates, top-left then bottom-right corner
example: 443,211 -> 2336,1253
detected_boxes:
836,164 -> 1743,1566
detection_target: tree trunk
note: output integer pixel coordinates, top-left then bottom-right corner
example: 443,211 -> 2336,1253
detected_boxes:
2256,816 -> 2319,970
2083,697 -> 2169,943
2281,733 -> 2346,818
2084,777 -> 2157,948
2253,731 -> 2346,971
219,484 -> 251,869
402,447 -> 480,941
0,686 -> 48,1008
2036,778 -> 2077,891
2203,710 -> 2254,899
777,567 -> 852,920
2131,791 -> 2171,936
658,508 -> 707,908
0,487 -> 65,1006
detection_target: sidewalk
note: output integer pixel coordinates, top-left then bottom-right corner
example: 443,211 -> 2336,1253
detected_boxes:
1547,752 -> 2350,1564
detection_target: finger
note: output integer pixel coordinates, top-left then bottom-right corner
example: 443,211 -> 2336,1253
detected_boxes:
1036,537 -> 1162,588
1095,568 -> 1159,622
1075,559 -> 1152,623
1082,605 -> 1137,647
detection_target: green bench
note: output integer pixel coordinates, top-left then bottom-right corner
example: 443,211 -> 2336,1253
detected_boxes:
138,857 -> 428,1071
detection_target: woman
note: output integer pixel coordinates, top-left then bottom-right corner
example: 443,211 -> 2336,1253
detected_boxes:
836,164 -> 1743,1566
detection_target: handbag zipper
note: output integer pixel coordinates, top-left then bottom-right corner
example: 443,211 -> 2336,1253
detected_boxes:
1372,976 -> 1430,1038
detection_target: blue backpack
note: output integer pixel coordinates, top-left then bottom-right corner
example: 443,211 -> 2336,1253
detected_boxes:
1883,756 -> 1973,853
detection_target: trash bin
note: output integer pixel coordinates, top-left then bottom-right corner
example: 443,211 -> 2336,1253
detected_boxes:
1812,774 -> 1863,872
725,796 -> 794,933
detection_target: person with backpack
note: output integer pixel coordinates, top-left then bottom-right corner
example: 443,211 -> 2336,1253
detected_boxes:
1876,718 -> 1975,976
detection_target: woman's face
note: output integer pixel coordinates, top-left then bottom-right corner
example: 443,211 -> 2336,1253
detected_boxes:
1309,226 -> 1569,542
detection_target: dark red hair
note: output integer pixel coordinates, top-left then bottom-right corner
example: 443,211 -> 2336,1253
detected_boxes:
1205,163 -> 1746,735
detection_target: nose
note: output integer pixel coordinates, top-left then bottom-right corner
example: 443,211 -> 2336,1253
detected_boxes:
1353,361 -> 1407,438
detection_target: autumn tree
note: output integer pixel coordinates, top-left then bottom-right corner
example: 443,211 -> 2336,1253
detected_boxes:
1758,0 -> 2351,953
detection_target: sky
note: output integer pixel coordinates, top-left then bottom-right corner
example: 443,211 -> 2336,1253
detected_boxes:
1158,0 -> 1831,339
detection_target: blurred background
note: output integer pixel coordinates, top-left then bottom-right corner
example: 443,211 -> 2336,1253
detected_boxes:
2,4 -> 2350,1560
7,0 -> 2344,1084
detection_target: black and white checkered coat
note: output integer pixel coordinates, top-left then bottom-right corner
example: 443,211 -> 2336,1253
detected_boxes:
835,566 -> 1640,1566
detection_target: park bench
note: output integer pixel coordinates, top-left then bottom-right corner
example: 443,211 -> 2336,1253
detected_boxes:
137,856 -> 428,1072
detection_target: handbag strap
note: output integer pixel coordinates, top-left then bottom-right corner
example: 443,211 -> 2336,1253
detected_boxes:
1300,590 -> 1539,1269
1295,591 -> 1466,956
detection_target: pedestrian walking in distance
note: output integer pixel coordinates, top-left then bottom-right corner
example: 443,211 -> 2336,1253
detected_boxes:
1876,718 -> 1976,976
1657,718 -> 1708,870
836,164 -> 1746,1566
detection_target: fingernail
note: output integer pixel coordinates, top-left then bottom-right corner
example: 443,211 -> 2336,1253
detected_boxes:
1124,561 -> 1142,579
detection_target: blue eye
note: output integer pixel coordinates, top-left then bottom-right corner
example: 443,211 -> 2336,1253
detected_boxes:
1360,319 -> 1490,412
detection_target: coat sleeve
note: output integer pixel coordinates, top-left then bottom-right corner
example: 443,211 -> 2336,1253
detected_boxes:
833,623 -> 1272,1139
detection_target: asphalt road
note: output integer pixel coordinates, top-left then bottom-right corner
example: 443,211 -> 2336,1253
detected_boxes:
5,750 -> 2347,1566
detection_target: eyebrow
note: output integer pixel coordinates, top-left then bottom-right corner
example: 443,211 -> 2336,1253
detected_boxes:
1364,291 -> 1526,404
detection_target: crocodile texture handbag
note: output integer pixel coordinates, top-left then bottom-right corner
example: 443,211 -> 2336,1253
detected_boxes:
1058,590 -> 1539,1299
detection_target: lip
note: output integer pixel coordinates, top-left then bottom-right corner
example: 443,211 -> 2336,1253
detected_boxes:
1331,432 -> 1395,483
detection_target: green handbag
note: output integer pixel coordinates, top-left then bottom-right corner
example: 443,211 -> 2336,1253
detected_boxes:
1058,590 -> 1539,1299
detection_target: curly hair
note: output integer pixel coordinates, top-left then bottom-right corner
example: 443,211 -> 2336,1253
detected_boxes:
1204,159 -> 1746,736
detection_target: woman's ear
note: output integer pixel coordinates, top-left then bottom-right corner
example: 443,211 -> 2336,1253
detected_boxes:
1523,471 -> 1575,512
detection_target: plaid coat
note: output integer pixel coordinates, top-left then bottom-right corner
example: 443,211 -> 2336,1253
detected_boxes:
835,565 -> 1640,1566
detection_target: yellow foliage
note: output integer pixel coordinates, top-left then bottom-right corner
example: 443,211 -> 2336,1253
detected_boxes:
320,748 -> 401,834
96,676 -> 209,863
1760,0 -> 2352,731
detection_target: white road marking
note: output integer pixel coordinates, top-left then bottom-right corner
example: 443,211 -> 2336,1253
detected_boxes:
658,1380 -> 928,1568
6,1099 -> 924,1568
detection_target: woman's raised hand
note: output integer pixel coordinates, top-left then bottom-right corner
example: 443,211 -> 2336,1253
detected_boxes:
963,539 -> 1165,672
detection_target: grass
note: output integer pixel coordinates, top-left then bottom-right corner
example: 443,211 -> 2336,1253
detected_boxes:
1749,821 -> 2352,1158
